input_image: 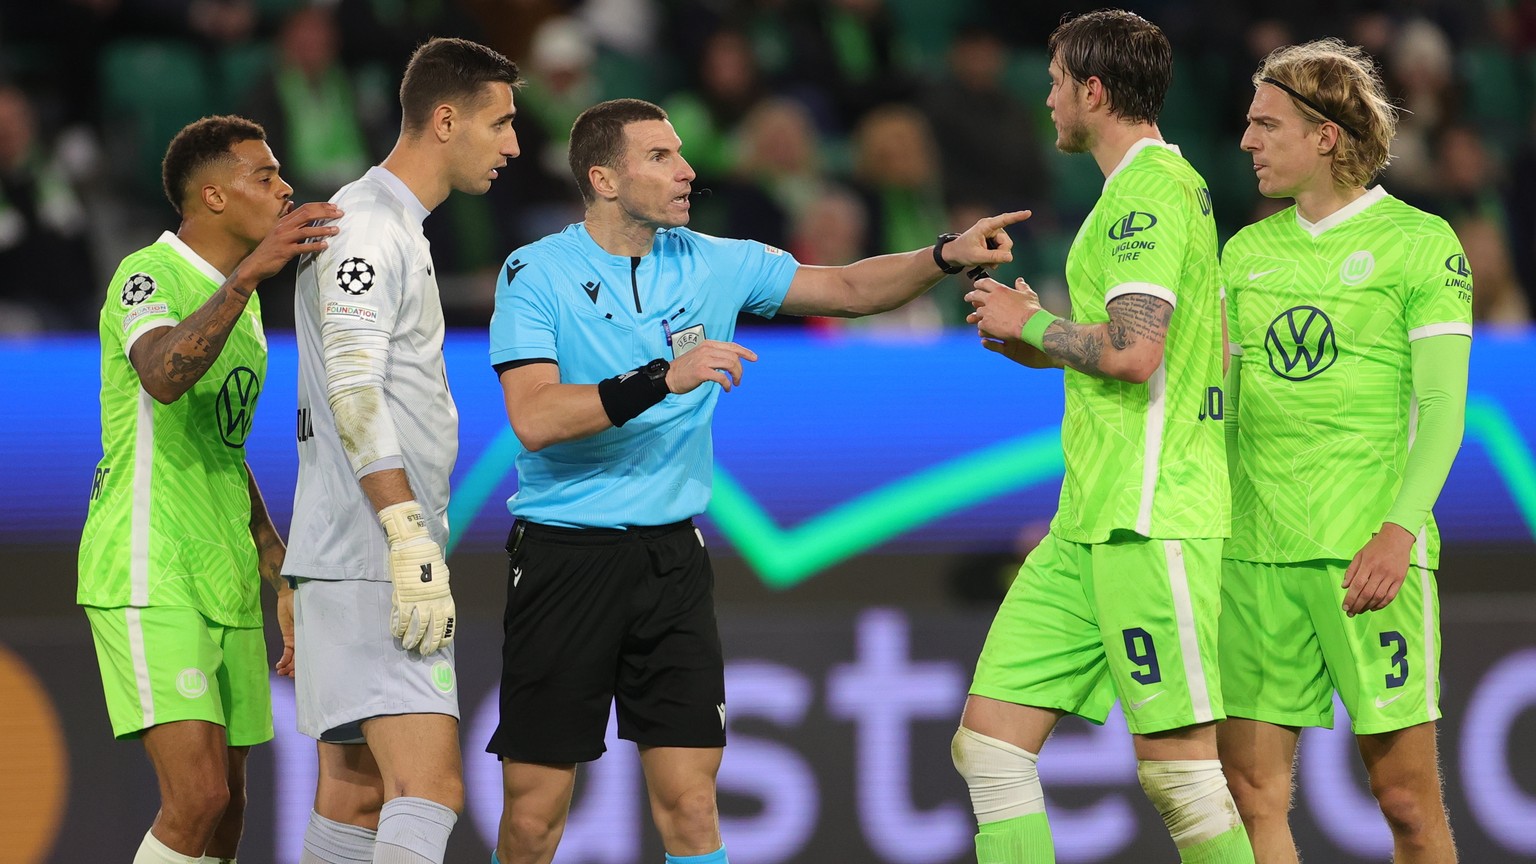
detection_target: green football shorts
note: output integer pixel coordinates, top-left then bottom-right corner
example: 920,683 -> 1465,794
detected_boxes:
970,530 -> 1226,735
84,605 -> 273,744
1219,559 -> 1441,734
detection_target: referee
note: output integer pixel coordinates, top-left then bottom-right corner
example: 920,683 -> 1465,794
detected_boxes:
485,97 -> 1025,864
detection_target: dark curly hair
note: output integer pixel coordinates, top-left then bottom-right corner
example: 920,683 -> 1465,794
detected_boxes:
160,115 -> 266,216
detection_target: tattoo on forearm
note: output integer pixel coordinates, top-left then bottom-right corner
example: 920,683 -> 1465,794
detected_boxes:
166,339 -> 214,383
1042,294 -> 1172,378
1042,319 -> 1107,376
256,536 -> 285,585
150,285 -> 246,395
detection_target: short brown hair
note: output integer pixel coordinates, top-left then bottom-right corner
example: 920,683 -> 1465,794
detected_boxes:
399,37 -> 522,135
567,98 -> 670,204
1255,39 -> 1397,188
161,115 -> 266,216
1048,10 -> 1172,125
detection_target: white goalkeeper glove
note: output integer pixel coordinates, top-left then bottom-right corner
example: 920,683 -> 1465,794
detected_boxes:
378,501 -> 456,655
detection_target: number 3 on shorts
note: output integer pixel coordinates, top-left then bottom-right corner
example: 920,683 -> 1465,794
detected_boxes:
1123,627 -> 1162,684
1380,630 -> 1408,688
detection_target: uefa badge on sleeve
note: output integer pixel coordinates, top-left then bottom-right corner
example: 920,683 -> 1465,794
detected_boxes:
120,272 -> 157,306
337,257 -> 376,295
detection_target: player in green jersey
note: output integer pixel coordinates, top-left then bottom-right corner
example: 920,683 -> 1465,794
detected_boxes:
956,11 -> 1252,864
78,116 -> 340,864
1216,40 -> 1469,864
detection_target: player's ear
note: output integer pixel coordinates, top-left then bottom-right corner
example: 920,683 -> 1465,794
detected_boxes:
201,183 -> 226,215
1316,123 -> 1341,157
1083,75 -> 1105,111
431,102 -> 455,143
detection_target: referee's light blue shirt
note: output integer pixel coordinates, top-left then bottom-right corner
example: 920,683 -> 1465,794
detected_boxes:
489,223 -> 799,528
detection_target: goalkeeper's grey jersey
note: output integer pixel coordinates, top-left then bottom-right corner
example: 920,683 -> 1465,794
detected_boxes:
286,166 -> 458,582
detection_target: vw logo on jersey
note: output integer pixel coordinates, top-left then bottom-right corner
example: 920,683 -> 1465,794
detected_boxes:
216,366 -> 261,447
1444,253 -> 1471,277
1108,210 -> 1158,240
1339,250 -> 1375,285
1265,306 -> 1337,381
337,257 -> 375,294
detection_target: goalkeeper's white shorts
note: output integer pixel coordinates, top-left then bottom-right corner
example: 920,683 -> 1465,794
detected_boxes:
293,577 -> 460,742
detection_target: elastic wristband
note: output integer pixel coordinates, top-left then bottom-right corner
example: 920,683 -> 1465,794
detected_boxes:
1020,310 -> 1059,350
598,365 -> 669,427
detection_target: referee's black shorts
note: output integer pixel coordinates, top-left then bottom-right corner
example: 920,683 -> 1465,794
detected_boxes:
487,518 -> 726,763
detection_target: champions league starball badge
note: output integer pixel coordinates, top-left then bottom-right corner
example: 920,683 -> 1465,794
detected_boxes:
337,257 -> 376,295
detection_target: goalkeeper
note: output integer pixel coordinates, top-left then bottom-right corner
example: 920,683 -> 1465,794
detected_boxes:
283,37 -> 523,864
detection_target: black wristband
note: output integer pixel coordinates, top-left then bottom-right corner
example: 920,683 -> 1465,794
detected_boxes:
933,232 -> 963,275
598,359 -> 671,427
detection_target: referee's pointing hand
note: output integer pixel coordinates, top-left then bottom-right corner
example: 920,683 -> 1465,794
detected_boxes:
945,210 -> 1033,269
666,340 -> 758,394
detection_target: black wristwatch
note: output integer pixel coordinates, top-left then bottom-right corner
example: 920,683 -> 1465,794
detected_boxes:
640,357 -> 671,392
933,232 -> 963,275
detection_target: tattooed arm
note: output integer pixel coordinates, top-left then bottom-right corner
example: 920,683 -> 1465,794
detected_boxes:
966,276 -> 1172,383
247,462 -> 295,676
246,462 -> 288,594
1041,292 -> 1172,381
128,277 -> 259,403
128,201 -> 342,403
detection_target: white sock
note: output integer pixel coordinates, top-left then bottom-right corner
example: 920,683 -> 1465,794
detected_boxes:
1137,759 -> 1244,848
133,831 -> 201,864
374,797 -> 457,864
301,810 -> 377,863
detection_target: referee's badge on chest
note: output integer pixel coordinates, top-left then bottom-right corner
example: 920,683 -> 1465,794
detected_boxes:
670,323 -> 705,358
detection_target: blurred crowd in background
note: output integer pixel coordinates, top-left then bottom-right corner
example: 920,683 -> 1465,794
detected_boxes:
3,0 -> 1536,333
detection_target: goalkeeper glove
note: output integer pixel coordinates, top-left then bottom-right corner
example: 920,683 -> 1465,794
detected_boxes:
378,500 -> 456,655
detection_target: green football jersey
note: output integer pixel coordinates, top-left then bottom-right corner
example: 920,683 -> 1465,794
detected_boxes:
78,232 -> 268,627
1221,187 -> 1472,567
1052,140 -> 1228,544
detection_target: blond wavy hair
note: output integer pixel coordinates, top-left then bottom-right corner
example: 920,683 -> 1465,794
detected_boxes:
1255,39 -> 1398,188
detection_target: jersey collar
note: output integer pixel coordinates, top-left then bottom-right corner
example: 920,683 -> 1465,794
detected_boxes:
572,221 -> 657,264
1104,137 -> 1179,189
366,165 -> 430,226
1294,185 -> 1388,237
156,231 -> 228,285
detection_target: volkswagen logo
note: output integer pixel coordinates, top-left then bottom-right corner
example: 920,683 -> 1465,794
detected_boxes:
1265,306 -> 1337,381
216,367 -> 261,447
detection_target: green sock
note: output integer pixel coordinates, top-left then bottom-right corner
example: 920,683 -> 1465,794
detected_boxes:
974,812 -> 1055,863
1178,825 -> 1255,863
